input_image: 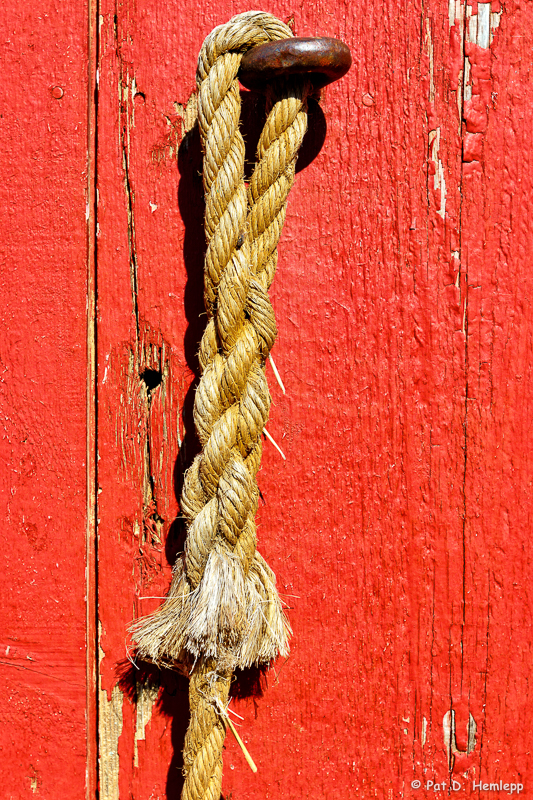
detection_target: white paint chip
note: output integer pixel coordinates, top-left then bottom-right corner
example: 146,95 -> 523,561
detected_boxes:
468,7 -> 477,43
477,4 -> 491,48
448,0 -> 462,26
99,685 -> 124,800
464,57 -> 472,102
443,709 -> 477,767
491,11 -> 503,40
466,3 -> 501,48
424,18 -> 435,103
429,128 -> 447,219
134,682 -> 159,767
422,716 -> 428,746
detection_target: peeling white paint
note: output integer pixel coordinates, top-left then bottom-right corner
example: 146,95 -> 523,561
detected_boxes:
424,18 -> 435,103
466,3 -> 502,48
429,128 -> 447,219
443,710 -> 477,767
448,0 -> 463,27
99,684 -> 124,800
421,716 -> 428,747
477,3 -> 491,48
464,56 -> 472,102
491,11 -> 503,39
175,93 -> 198,138
452,249 -> 460,279
134,681 -> 159,767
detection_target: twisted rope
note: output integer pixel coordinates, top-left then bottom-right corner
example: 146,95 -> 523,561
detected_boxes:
132,12 -> 310,799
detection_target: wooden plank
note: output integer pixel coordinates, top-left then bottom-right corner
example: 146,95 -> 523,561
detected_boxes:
96,2 -> 191,795
0,1 -> 97,796
96,1 -> 533,797
460,1 -> 533,786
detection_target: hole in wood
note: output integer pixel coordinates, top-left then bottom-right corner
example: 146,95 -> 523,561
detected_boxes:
141,368 -> 162,392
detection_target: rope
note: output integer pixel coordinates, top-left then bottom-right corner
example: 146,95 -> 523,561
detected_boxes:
132,12 -> 310,798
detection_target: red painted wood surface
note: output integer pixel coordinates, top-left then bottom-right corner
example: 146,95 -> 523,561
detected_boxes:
2,0 -> 533,798
96,1 -> 533,797
0,1 -> 97,797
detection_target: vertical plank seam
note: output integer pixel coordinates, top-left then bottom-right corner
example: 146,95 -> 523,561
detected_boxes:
459,0 -> 469,705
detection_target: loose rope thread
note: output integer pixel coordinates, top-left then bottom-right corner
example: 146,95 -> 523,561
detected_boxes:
132,12 -> 310,799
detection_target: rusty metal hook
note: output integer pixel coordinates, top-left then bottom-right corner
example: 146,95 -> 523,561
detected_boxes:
239,37 -> 352,92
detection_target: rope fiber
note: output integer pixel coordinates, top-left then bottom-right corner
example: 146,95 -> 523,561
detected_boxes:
132,12 -> 310,798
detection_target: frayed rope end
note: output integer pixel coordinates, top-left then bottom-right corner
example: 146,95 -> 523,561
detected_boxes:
129,545 -> 291,672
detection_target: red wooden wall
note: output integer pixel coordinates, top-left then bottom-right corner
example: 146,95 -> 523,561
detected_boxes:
2,0 -> 533,798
